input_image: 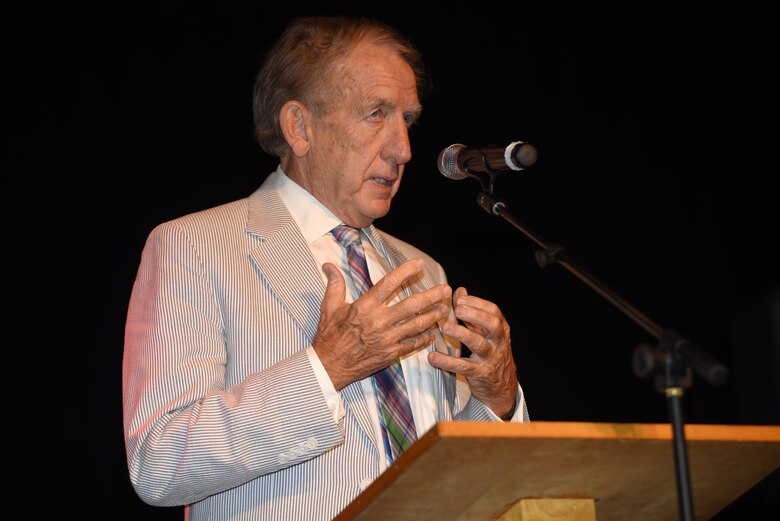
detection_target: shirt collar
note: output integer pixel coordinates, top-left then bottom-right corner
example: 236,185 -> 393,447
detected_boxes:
270,165 -> 375,247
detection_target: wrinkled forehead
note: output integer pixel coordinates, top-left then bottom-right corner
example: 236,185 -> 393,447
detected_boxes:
316,41 -> 419,110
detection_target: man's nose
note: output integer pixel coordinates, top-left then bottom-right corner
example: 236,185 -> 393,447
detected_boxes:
383,119 -> 412,165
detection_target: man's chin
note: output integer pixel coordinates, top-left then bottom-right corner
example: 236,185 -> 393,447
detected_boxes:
351,206 -> 391,228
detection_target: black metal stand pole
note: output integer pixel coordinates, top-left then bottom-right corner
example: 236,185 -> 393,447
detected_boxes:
656,330 -> 697,521
668,390 -> 694,521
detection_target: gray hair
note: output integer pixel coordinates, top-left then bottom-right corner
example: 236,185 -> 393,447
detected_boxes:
252,16 -> 431,157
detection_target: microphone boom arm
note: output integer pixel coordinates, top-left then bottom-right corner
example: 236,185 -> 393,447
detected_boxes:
475,189 -> 728,521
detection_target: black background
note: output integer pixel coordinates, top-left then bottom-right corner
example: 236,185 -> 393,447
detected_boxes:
13,2 -> 779,519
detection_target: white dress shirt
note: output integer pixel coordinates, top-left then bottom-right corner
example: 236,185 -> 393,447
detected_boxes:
270,166 -> 491,472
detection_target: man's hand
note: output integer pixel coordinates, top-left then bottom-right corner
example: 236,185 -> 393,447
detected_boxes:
313,258 -> 452,390
427,287 -> 518,419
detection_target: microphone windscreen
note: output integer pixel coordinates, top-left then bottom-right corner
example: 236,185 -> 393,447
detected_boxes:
437,144 -> 467,180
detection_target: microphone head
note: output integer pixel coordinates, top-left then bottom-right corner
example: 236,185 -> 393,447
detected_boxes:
437,143 -> 467,180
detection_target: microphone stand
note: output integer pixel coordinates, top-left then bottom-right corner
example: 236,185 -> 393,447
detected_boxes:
466,164 -> 728,521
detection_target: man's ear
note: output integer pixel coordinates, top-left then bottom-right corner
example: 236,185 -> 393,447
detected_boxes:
280,100 -> 311,158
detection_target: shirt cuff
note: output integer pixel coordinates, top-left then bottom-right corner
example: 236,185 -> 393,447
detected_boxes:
305,347 -> 345,424
489,387 -> 528,422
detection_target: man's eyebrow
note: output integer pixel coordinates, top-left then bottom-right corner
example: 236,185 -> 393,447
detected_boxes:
407,104 -> 423,118
364,97 -> 394,111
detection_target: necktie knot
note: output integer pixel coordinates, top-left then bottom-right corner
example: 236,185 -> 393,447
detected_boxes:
331,224 -> 362,249
331,224 -> 372,294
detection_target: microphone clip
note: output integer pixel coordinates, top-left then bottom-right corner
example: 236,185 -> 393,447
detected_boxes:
468,153 -> 505,194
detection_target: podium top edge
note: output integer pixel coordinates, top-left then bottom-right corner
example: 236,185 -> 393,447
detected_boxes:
431,421 -> 780,442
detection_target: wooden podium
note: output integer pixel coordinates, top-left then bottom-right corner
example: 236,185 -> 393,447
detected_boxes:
334,421 -> 780,521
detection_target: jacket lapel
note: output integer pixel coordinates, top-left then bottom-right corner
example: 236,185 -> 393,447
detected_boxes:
246,185 -> 324,341
245,183 -> 378,453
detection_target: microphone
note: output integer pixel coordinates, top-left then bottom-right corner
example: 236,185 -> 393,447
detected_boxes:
438,141 -> 538,180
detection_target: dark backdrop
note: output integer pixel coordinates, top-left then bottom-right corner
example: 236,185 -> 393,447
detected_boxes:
13,2 -> 778,519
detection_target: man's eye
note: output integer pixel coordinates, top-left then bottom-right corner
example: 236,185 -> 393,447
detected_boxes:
403,113 -> 417,126
368,110 -> 383,120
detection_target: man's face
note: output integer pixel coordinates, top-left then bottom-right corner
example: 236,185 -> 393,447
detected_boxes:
297,41 -> 421,228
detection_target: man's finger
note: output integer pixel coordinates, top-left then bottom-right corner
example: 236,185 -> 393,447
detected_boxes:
453,286 -> 468,306
447,322 -> 492,354
365,258 -> 426,304
320,262 -> 347,315
401,300 -> 449,325
385,285 -> 451,322
427,350 -> 475,376
396,327 -> 439,357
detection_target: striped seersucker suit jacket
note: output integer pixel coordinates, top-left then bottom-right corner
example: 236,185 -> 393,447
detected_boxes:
123,175 -> 526,520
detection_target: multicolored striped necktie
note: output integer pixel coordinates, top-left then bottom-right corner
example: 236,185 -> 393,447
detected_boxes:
330,225 -> 418,463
